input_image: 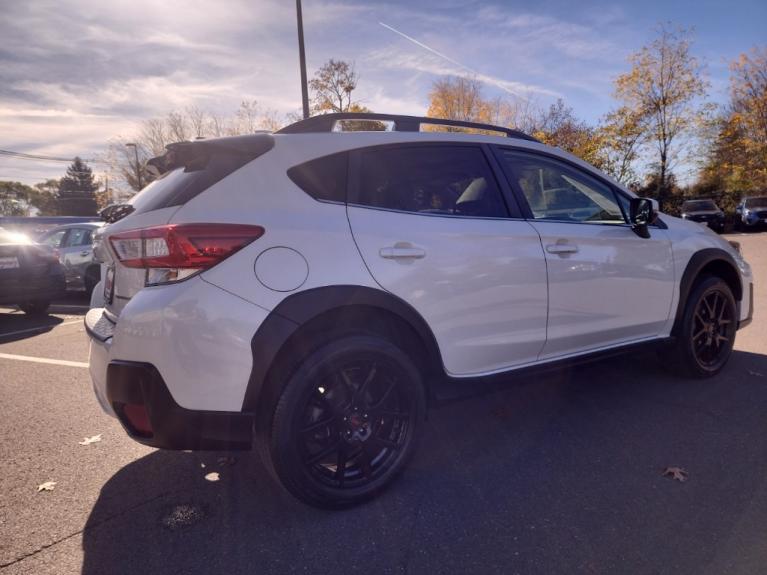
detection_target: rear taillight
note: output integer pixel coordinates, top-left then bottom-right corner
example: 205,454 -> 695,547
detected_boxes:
109,223 -> 264,286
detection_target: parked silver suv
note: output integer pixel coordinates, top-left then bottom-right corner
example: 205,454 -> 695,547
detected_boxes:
38,222 -> 103,295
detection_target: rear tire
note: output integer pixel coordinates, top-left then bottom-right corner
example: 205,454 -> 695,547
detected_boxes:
265,334 -> 425,508
19,300 -> 51,316
661,276 -> 736,378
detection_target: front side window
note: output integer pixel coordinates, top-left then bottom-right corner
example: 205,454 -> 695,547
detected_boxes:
40,229 -> 67,248
499,150 -> 625,224
356,146 -> 508,218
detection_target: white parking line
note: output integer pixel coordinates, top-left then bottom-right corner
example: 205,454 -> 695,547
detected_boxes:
0,319 -> 82,339
0,352 -> 88,368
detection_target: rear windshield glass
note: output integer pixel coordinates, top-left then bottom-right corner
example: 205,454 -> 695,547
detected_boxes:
682,200 -> 717,211
129,152 -> 254,215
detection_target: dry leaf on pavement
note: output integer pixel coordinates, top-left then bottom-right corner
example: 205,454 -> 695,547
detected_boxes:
204,472 -> 220,482
37,481 -> 56,492
78,434 -> 102,445
662,467 -> 689,482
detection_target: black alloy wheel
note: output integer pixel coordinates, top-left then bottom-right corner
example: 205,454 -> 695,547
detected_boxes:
661,276 -> 737,378
267,335 -> 425,508
690,287 -> 736,371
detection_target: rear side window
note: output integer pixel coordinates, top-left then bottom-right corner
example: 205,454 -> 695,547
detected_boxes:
287,152 -> 348,203
355,146 -> 508,218
129,152 -> 255,215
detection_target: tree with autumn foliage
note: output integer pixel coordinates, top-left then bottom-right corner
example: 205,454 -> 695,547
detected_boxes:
532,99 -> 606,170
309,59 -> 370,114
614,25 -> 710,205
700,47 -> 767,199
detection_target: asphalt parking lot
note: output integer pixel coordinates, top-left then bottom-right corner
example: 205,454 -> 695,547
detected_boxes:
1,233 -> 766,575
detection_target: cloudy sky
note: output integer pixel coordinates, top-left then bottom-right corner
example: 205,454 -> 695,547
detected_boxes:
1,0 -> 764,186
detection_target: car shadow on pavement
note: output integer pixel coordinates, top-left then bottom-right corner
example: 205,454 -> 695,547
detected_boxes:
81,349 -> 767,575
0,311 -> 65,342
0,294 -> 89,343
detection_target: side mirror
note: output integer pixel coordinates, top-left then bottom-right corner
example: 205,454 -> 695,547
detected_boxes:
629,197 -> 656,238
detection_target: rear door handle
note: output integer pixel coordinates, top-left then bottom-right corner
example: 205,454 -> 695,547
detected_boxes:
80,250 -> 91,256
545,243 -> 579,255
379,244 -> 426,259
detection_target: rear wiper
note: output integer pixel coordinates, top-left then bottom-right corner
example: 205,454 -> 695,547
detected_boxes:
100,203 -> 135,223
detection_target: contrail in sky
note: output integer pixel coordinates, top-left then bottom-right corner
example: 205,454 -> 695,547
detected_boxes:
378,21 -> 530,100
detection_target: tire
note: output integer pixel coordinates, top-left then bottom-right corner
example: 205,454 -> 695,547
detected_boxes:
265,334 -> 426,508
19,300 -> 51,316
84,266 -> 100,296
661,276 -> 737,378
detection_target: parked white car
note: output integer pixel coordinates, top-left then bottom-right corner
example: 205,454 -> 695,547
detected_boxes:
85,113 -> 754,508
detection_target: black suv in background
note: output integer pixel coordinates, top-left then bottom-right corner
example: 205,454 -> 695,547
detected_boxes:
680,199 -> 725,233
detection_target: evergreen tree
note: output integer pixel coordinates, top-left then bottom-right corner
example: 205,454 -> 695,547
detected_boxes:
57,157 -> 99,216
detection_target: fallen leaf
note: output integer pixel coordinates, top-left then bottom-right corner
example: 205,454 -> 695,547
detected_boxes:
204,472 -> 220,482
200,462 -> 206,468
662,467 -> 688,482
78,434 -> 102,445
37,481 -> 56,492
217,456 -> 237,467
748,370 -> 764,377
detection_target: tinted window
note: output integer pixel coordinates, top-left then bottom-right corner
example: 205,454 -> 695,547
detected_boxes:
745,197 -> 767,209
356,146 -> 508,218
287,152 -> 348,203
682,200 -> 717,211
40,229 -> 67,248
499,150 -> 625,224
64,228 -> 92,247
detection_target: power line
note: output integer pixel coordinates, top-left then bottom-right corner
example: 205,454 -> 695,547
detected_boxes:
0,148 -> 107,164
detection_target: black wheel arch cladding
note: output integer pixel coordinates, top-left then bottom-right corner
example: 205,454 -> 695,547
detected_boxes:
672,248 -> 742,336
242,285 -> 443,416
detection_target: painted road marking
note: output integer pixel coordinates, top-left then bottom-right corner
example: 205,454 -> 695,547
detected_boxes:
0,352 -> 88,368
0,319 -> 82,339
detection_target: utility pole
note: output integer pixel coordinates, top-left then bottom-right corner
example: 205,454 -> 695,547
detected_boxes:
296,0 -> 310,119
125,143 -> 142,190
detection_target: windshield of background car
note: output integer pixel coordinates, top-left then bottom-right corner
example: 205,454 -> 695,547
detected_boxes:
745,197 -> 767,209
683,200 -> 717,211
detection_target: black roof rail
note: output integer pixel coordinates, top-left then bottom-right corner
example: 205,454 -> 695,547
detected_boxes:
275,112 -> 540,142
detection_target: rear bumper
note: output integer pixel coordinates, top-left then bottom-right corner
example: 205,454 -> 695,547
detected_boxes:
84,276 -> 270,449
106,361 -> 253,450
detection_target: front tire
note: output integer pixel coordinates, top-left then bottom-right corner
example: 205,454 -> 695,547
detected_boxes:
662,276 -> 737,378
266,334 -> 425,508
19,300 -> 51,316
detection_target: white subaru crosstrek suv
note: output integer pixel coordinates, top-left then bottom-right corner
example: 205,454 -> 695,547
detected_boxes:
86,113 -> 754,508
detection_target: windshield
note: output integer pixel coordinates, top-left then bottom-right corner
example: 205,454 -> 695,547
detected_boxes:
682,200 -> 717,211
745,197 -> 767,209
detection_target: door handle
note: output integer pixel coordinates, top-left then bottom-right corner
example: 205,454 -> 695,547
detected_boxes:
379,244 -> 426,259
80,250 -> 91,256
545,243 -> 578,255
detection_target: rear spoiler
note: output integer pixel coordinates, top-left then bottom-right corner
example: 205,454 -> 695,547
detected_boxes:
147,133 -> 275,177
